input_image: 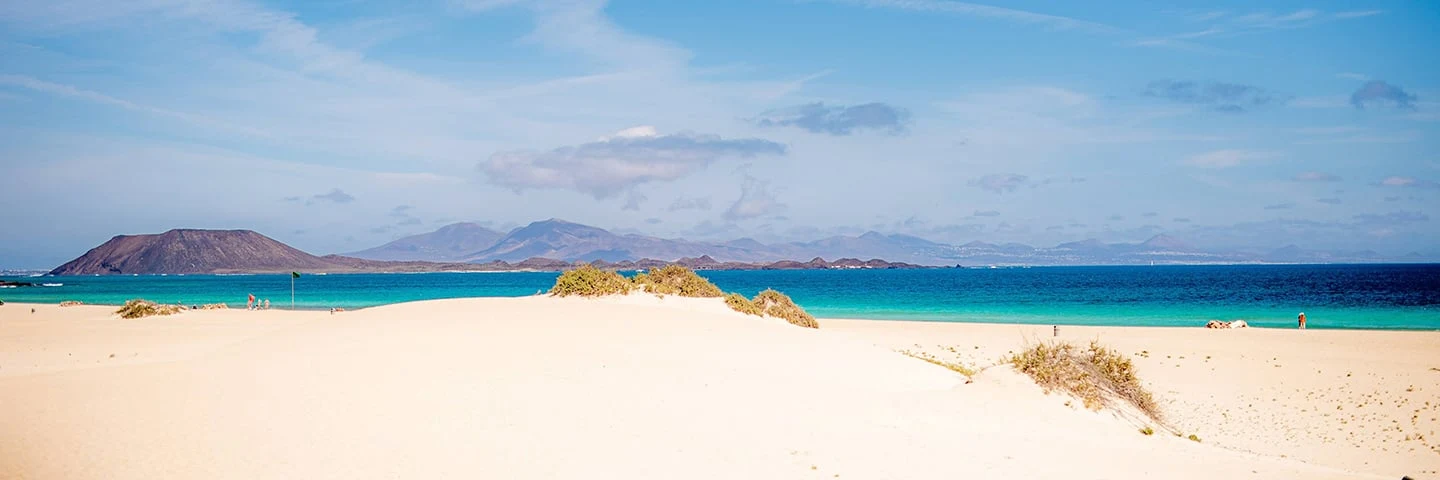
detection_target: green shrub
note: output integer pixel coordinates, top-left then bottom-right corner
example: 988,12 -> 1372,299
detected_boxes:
1187,434 -> 1201,442
116,299 -> 185,319
724,292 -> 762,316
751,289 -> 818,329
1140,426 -> 1154,436
548,264 -> 633,297
632,265 -> 723,297
1010,341 -> 1159,421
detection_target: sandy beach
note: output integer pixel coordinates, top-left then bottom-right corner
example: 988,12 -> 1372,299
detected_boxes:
2,297 -> 1436,479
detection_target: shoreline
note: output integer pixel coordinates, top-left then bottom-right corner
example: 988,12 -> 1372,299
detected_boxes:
6,299 -> 1437,332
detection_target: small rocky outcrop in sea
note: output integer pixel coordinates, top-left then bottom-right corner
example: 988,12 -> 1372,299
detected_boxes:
1205,319 -> 1249,329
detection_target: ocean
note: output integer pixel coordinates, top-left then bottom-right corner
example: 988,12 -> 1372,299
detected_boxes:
3,264 -> 1438,330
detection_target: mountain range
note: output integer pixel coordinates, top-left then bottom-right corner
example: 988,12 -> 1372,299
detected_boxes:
46,228 -> 926,275
47,219 -> 1428,275
347,218 -> 1426,266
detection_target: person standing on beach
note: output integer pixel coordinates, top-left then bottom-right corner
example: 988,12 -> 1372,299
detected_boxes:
247,293 -> 255,310
1298,312 -> 1307,329
264,299 -> 270,310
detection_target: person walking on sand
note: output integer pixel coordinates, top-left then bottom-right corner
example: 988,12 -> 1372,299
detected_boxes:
1298,312 -> 1307,329
264,299 -> 270,310
247,293 -> 255,311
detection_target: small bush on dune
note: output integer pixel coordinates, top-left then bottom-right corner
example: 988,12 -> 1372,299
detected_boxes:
201,303 -> 229,310
59,300 -> 83,307
632,265 -> 723,298
116,299 -> 185,319
549,264 -> 633,297
751,289 -> 818,329
724,292 -> 763,316
1010,341 -> 1159,421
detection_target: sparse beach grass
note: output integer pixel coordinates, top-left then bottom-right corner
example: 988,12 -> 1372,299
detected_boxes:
899,349 -> 977,377
1010,340 -> 1160,422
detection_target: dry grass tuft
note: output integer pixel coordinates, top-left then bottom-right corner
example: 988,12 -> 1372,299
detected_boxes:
200,303 -> 229,310
549,264 -> 634,297
724,292 -> 763,316
116,299 -> 185,319
900,349 -> 977,377
751,289 -> 819,328
59,300 -> 83,307
1010,341 -> 1160,421
632,265 -> 723,298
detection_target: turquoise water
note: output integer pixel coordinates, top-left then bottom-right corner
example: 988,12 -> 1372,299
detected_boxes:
2,265 -> 1437,330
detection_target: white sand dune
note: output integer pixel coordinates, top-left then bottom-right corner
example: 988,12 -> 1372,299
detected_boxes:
1,297 -> 1434,479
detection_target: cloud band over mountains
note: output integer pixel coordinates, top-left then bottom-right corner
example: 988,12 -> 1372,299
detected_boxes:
481,127 -> 786,198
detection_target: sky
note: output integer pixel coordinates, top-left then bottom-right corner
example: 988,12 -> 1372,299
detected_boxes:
1,0 -> 1438,268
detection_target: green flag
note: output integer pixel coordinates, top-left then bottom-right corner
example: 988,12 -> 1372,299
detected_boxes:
292,271 -> 301,279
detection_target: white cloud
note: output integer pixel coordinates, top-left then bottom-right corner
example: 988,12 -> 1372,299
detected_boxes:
1182,149 -> 1279,168
1377,176 -> 1440,190
1293,172 -> 1340,182
723,175 -> 785,221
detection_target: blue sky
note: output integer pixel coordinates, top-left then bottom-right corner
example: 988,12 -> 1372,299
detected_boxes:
1,0 -> 1437,268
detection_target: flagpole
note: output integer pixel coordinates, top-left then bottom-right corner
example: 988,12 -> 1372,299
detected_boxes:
291,274 -> 295,310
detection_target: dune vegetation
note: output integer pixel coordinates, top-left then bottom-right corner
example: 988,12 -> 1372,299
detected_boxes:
115,299 -> 186,319
549,264 -> 817,328
1009,341 -> 1159,422
749,289 -> 819,328
548,264 -> 634,297
723,292 -> 763,316
631,265 -> 723,297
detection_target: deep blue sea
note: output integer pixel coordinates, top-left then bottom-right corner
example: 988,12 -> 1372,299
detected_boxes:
3,265 -> 1438,330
